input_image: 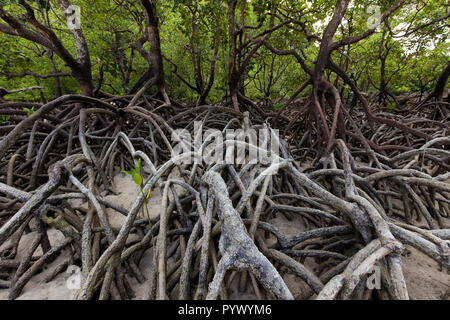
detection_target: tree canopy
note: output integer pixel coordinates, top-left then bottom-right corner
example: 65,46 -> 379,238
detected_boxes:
0,0 -> 447,104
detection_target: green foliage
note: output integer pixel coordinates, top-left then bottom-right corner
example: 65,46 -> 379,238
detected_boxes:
273,103 -> 283,111
24,107 -> 35,117
0,0 -> 448,103
122,158 -> 152,230
122,158 -> 143,187
0,115 -> 10,123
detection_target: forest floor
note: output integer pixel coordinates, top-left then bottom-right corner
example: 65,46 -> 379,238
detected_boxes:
1,171 -> 448,300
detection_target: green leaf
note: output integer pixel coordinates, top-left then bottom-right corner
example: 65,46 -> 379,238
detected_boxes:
136,158 -> 141,171
24,107 -> 35,117
133,173 -> 143,186
122,169 -> 132,175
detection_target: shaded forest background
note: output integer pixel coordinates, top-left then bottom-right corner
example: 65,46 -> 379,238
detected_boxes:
0,0 -> 448,106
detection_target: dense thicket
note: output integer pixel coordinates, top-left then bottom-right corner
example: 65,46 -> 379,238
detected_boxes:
0,0 -> 448,104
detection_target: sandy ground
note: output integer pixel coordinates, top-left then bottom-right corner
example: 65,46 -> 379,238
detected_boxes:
0,172 -> 448,300
0,229 -> 74,300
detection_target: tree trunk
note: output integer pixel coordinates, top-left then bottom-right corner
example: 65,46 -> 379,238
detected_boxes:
57,0 -> 95,96
431,62 -> 450,101
38,6 -> 62,97
131,0 -> 169,104
0,0 -> 95,96
227,0 -> 240,110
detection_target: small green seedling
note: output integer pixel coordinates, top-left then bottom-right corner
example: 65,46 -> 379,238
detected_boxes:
24,107 -> 35,117
122,159 -> 152,230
